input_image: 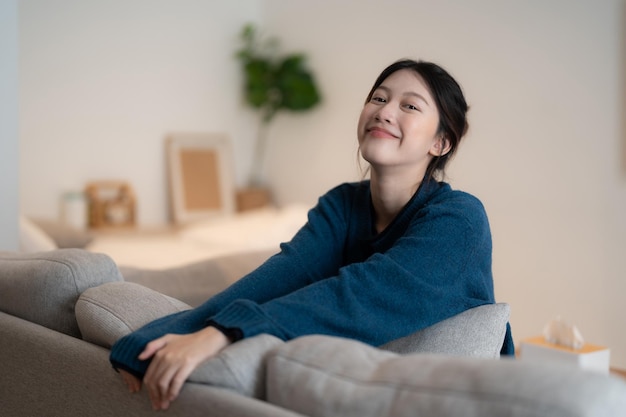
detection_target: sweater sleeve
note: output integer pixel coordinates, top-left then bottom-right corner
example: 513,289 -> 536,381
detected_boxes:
209,191 -> 495,347
109,184 -> 353,377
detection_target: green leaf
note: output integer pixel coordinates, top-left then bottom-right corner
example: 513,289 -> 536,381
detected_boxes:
235,24 -> 321,118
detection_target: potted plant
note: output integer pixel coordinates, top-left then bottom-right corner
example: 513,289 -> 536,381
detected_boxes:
235,23 -> 321,187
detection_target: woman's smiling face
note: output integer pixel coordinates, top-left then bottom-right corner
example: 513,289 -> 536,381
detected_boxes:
357,69 -> 444,174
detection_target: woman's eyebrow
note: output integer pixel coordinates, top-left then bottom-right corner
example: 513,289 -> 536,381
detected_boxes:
374,85 -> 391,95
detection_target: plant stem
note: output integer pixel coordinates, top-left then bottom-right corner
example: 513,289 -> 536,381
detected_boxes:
249,118 -> 269,187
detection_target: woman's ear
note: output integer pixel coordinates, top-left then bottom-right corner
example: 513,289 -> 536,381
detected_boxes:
429,136 -> 451,157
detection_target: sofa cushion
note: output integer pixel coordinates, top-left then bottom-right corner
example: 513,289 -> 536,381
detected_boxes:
76,281 -> 193,348
266,335 -> 626,417
380,303 -> 509,358
75,280 -> 284,398
119,249 -> 275,307
0,249 -> 122,338
188,333 -> 283,399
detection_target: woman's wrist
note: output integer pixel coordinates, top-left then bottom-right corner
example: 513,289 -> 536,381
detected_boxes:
202,325 -> 232,350
206,320 -> 243,343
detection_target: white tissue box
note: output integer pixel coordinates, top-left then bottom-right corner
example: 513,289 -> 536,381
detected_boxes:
519,336 -> 610,374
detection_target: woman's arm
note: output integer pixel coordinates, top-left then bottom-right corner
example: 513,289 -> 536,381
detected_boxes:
109,183 -> 355,377
209,191 -> 495,346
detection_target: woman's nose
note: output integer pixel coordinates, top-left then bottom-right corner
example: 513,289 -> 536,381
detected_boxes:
374,103 -> 393,123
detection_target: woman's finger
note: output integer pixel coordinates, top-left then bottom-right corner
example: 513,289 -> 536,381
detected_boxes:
165,361 -> 197,404
140,328 -> 231,410
138,335 -> 170,360
144,346 -> 184,409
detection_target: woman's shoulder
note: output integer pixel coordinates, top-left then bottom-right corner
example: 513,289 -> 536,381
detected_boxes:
425,182 -> 489,221
438,184 -> 485,206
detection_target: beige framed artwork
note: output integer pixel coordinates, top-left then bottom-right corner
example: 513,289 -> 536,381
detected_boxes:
167,133 -> 235,225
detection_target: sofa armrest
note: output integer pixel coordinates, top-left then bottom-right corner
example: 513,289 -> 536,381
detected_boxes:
0,249 -> 123,337
380,303 -> 509,358
0,311 -> 305,417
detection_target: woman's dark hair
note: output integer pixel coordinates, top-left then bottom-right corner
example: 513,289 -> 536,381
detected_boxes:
365,59 -> 469,182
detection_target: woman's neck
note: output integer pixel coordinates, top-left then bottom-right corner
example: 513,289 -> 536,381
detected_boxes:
369,168 -> 423,234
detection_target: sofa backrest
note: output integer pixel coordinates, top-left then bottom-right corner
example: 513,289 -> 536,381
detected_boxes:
380,302 -> 510,358
0,249 -> 123,338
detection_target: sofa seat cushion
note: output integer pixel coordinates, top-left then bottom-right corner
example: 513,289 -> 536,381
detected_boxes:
0,249 -> 123,338
266,335 -> 626,417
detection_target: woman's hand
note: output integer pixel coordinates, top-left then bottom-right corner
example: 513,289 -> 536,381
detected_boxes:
139,326 -> 231,410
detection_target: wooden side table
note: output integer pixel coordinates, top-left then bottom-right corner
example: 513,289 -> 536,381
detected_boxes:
235,187 -> 272,212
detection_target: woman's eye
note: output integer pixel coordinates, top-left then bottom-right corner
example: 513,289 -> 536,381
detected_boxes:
405,104 -> 420,111
371,96 -> 386,103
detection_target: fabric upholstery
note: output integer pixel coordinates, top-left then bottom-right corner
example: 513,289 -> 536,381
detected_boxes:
266,335 -> 626,417
76,281 -> 192,348
0,249 -> 122,338
380,303 -> 510,358
188,334 -> 284,398
120,249 -> 274,307
0,311 -> 304,417
76,282 -> 507,398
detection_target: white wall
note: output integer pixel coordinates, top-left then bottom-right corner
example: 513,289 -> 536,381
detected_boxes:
19,0 -> 262,225
0,0 -> 19,251
19,0 -> 626,367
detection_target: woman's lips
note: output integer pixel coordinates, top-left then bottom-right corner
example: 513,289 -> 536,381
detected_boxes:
367,126 -> 398,139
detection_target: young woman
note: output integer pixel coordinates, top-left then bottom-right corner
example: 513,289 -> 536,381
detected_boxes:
110,59 -> 514,410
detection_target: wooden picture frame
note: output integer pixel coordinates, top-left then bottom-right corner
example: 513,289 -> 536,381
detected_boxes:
167,133 -> 235,225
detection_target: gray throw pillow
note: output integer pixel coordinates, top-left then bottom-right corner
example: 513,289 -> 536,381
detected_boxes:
380,303 -> 510,358
0,249 -> 122,338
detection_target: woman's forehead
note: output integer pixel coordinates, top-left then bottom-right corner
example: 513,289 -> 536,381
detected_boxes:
377,70 -> 434,102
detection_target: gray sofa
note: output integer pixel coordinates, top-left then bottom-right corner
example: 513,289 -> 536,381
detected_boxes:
1,249 -> 625,417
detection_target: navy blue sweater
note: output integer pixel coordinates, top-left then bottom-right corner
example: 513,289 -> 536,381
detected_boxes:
110,180 -> 514,377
